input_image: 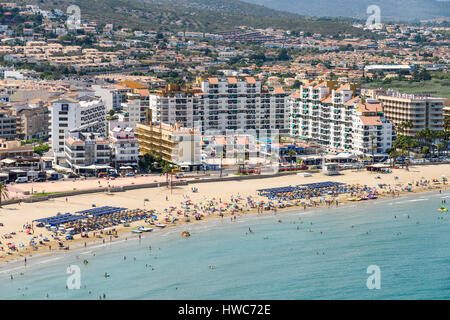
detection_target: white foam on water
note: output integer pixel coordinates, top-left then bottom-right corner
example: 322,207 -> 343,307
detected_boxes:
0,265 -> 24,274
407,198 -> 428,202
33,257 -> 62,266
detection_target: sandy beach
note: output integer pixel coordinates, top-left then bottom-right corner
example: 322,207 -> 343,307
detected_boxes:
1,164 -> 449,265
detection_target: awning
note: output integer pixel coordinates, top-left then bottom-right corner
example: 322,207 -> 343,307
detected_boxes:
0,158 -> 16,164
74,164 -> 112,170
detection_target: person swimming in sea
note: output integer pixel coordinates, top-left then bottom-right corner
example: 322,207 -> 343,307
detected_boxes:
104,272 -> 110,278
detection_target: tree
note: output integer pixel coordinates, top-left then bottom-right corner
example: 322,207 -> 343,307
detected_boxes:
397,121 -> 413,136
393,135 -> 418,157
34,144 -> 50,156
162,162 -> 171,187
437,141 -> 448,157
292,80 -> 302,89
0,183 -> 9,207
277,48 -> 290,61
288,148 -> 296,169
219,151 -> 225,178
388,149 -> 400,168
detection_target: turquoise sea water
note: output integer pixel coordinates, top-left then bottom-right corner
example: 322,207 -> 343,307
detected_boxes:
0,191 -> 449,300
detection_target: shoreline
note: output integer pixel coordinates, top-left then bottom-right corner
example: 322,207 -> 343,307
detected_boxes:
1,164 -> 449,268
1,183 -> 447,272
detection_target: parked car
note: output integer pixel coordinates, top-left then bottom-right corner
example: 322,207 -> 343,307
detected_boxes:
67,173 -> 80,179
33,178 -> 46,182
124,172 -> 135,177
97,172 -> 108,178
15,177 -> 29,183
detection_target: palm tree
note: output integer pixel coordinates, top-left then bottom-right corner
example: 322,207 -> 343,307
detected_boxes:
0,183 -> 9,207
398,121 -> 413,136
437,141 -> 447,157
219,151 -> 225,178
288,148 -> 296,169
388,149 -> 400,168
162,162 -> 171,187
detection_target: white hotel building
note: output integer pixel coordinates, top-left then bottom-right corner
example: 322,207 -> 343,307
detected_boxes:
289,81 -> 393,155
49,96 -> 107,160
149,77 -> 288,135
109,126 -> 139,168
64,131 -> 111,173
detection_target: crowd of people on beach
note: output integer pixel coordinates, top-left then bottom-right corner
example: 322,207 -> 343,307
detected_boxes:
0,174 -> 448,263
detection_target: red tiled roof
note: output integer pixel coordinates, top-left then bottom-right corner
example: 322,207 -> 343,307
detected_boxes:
303,81 -> 316,88
273,87 -> 285,94
357,102 -> 382,113
289,90 -> 301,99
344,96 -> 360,106
245,77 -> 256,84
227,77 -> 237,84
321,95 -> 332,103
359,116 -> 382,126
208,77 -> 219,85
312,82 -> 326,89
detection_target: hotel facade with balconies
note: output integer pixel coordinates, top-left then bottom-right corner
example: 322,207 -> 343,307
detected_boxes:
149,77 -> 288,136
368,90 -> 445,137
289,81 -> 393,155
64,131 -> 111,173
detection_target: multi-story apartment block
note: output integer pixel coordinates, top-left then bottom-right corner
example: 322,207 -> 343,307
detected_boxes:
13,102 -> 49,140
0,108 -> 17,140
120,90 -> 149,129
370,90 -> 445,137
289,81 -> 393,154
149,84 -> 201,130
135,121 -> 201,169
92,84 -> 126,111
149,78 -> 289,135
49,96 -> 106,159
64,131 -> 111,174
109,126 -> 139,169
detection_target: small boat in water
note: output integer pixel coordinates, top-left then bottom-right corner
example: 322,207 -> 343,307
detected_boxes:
438,207 -> 448,212
155,224 -> 167,228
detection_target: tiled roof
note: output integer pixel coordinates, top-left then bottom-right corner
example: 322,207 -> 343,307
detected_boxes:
359,116 -> 382,126
207,77 -> 219,85
245,77 -> 256,84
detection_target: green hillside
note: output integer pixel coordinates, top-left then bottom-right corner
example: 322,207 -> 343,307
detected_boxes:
21,0 -> 376,37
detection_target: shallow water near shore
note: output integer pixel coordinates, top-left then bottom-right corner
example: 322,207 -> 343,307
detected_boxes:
1,191 -> 450,300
